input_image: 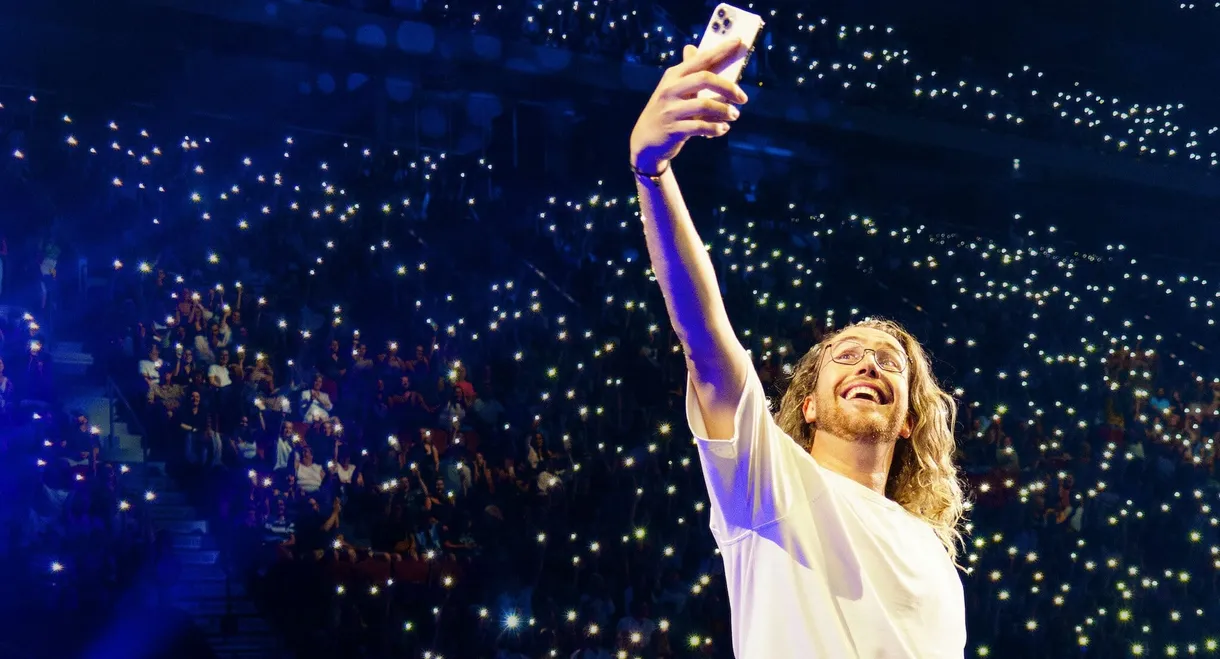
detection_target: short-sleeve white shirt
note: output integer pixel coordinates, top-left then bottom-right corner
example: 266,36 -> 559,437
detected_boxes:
688,363 -> 966,659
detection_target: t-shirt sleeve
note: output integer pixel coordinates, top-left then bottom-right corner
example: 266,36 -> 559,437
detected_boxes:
687,361 -> 821,543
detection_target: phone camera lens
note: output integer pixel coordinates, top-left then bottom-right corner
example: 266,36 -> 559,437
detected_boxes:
711,21 -> 721,32
717,8 -> 726,17
723,17 -> 732,29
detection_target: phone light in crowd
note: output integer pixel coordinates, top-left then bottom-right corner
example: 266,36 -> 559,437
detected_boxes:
118,500 -> 131,512
144,491 -> 157,502
50,562 -> 63,573
43,79 -> 1220,656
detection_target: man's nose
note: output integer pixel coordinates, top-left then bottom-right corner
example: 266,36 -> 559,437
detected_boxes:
853,355 -> 882,376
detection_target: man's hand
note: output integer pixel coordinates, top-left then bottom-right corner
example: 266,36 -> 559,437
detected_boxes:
628,39 -> 750,174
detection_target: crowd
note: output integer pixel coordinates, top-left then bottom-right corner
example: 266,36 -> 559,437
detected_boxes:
2,4 -> 1220,659
4,91 -> 1216,659
312,0 -> 1215,170
0,210 -> 204,655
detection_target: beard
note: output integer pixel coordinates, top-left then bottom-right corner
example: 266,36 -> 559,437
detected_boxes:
815,390 -> 906,445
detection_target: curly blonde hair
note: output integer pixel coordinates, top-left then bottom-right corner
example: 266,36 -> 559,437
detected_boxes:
774,318 -> 967,562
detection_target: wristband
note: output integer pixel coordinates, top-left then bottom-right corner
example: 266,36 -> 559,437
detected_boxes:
630,159 -> 670,183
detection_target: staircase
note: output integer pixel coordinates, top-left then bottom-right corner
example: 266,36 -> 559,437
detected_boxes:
52,341 -> 289,659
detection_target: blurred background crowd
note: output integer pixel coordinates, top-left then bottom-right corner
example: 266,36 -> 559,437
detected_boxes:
0,0 -> 1217,658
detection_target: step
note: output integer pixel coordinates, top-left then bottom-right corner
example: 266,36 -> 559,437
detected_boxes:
52,362 -> 90,377
179,596 -> 260,617
181,563 -> 228,582
101,446 -> 145,464
206,640 -> 287,659
157,519 -> 209,534
49,351 -> 92,368
209,647 -> 286,659
123,461 -> 167,478
200,615 -> 273,637
144,474 -> 174,490
55,341 -> 84,353
49,350 -> 93,365
111,460 -> 164,478
176,578 -> 248,600
177,549 -> 221,566
171,533 -> 218,551
62,395 -> 113,431
150,504 -> 199,521
150,490 -> 188,506
106,433 -> 144,452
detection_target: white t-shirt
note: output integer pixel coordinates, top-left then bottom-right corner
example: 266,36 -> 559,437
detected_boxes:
297,462 -> 325,493
139,359 -> 161,380
302,390 -> 333,423
194,335 -> 214,363
208,364 -> 232,388
688,366 -> 966,659
333,463 -> 356,484
236,438 -> 258,461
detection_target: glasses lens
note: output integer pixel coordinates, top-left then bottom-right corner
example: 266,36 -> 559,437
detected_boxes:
832,341 -> 864,364
875,348 -> 906,372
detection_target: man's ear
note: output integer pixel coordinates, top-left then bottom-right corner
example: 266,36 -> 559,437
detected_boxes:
802,395 -> 817,425
899,414 -> 913,439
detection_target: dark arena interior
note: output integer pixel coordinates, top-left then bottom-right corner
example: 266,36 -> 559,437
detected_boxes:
0,0 -> 1217,657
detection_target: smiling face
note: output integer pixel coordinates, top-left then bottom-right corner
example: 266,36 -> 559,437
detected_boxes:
802,326 -> 913,445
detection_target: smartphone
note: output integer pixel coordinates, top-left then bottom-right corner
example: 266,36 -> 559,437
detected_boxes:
696,3 -> 765,102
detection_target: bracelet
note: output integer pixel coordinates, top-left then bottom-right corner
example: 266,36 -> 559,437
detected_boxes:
630,159 -> 670,182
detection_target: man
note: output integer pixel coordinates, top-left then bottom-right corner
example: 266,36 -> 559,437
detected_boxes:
302,374 -> 334,422
628,39 -> 967,657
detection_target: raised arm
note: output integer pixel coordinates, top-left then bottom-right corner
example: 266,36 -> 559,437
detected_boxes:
628,40 -> 751,440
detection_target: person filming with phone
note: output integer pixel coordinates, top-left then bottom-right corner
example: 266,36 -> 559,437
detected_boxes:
627,8 -> 968,658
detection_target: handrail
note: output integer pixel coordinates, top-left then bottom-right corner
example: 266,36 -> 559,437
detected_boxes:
105,374 -> 149,460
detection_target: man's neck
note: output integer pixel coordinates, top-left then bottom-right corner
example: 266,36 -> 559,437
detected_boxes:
808,430 -> 896,496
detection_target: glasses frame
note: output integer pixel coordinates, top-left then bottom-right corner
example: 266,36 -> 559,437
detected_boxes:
827,339 -> 909,374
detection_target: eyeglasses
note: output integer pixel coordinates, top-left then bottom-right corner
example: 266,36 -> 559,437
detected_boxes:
828,340 -> 908,374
